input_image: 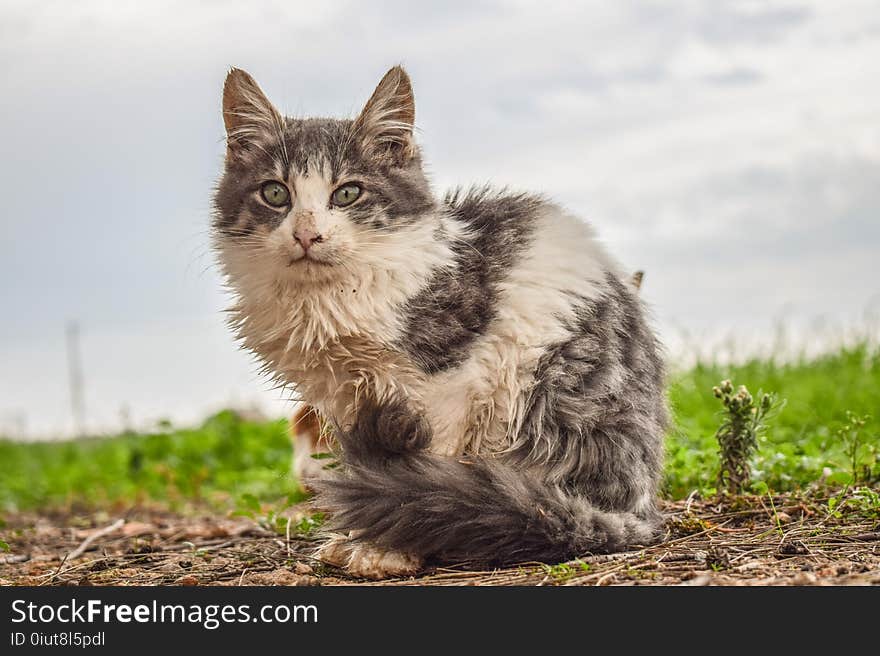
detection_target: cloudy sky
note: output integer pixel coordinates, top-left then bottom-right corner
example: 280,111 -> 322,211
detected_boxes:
2,0 -> 879,437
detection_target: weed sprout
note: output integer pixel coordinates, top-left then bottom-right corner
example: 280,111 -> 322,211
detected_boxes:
713,380 -> 780,494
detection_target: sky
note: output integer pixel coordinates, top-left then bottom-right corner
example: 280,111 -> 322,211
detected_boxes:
1,0 -> 879,437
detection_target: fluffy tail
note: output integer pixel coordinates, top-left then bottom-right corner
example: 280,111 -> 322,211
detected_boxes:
314,398 -> 661,565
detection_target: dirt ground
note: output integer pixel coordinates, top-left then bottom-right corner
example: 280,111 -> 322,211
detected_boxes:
2,493 -> 878,586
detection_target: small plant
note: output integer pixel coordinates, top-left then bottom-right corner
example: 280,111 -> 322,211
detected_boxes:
712,380 -> 780,495
835,412 -> 877,485
309,451 -> 340,472
827,486 -> 880,521
231,492 -> 322,536
668,514 -> 712,536
231,492 -> 262,520
541,560 -> 590,582
292,513 -> 325,537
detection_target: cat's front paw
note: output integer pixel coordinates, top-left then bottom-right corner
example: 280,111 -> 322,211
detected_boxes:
346,545 -> 422,580
315,534 -> 355,568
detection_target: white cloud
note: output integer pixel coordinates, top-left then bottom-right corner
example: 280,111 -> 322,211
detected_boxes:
1,0 -> 879,436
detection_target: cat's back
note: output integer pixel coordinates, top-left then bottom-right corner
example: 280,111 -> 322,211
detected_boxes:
442,184 -> 624,303
396,184 -> 632,377
443,185 -> 545,240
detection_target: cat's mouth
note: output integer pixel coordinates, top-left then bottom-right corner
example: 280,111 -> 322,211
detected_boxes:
287,254 -> 334,268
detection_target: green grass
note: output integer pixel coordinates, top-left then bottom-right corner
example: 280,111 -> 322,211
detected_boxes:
1,343 -> 878,512
0,411 -> 307,512
666,342 -> 880,497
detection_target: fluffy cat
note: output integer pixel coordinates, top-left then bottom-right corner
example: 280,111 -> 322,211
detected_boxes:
213,66 -> 667,579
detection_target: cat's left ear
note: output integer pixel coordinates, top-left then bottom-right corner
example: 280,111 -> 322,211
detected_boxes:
353,66 -> 416,164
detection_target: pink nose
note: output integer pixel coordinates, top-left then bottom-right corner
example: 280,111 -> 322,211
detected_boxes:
293,228 -> 323,251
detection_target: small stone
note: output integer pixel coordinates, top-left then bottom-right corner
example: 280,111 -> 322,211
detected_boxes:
791,572 -> 817,585
245,568 -> 316,586
680,574 -> 713,586
293,561 -> 313,575
175,575 -> 199,586
775,512 -> 793,524
706,546 -> 730,569
777,539 -> 808,556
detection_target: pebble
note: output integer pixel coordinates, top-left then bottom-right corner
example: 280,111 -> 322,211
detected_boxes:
790,572 -> 817,585
293,561 -> 313,575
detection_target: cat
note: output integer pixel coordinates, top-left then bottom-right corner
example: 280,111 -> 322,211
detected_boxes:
213,66 -> 667,579
289,270 -> 648,488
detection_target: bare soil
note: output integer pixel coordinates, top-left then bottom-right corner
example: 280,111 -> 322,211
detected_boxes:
2,493 -> 878,586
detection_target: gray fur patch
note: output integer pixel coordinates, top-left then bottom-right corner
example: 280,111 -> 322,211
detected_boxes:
509,272 -> 667,510
393,187 -> 543,374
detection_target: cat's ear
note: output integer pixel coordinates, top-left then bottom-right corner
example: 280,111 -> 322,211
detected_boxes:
353,66 -> 416,164
222,68 -> 282,160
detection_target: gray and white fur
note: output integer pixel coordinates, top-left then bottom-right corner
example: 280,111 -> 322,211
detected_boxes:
213,66 -> 667,578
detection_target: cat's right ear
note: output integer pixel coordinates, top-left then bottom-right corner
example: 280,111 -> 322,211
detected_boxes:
222,68 -> 282,160
353,66 -> 416,165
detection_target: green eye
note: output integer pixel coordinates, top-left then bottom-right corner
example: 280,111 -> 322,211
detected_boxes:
260,181 -> 290,207
331,183 -> 362,207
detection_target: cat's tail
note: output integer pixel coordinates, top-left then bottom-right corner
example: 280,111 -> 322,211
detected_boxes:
313,398 -> 661,565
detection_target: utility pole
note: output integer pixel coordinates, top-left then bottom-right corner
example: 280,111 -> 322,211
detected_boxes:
66,321 -> 86,437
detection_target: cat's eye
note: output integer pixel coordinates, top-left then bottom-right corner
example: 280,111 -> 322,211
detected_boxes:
331,183 -> 362,207
260,181 -> 290,207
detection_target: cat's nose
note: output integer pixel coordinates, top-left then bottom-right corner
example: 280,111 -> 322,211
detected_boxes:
293,228 -> 324,251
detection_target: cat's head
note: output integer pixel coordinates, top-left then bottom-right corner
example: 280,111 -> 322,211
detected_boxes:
213,66 -> 435,287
